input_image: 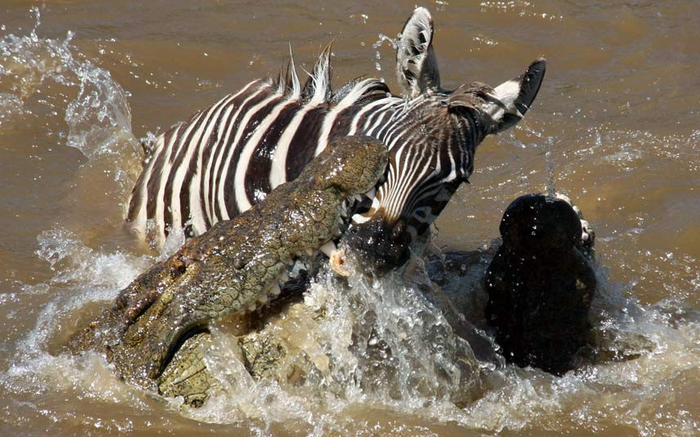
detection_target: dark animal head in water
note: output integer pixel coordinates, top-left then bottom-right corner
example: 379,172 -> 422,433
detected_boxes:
485,193 -> 597,375
500,193 -> 583,254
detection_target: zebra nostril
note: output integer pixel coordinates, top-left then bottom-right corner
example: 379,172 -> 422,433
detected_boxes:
391,220 -> 405,240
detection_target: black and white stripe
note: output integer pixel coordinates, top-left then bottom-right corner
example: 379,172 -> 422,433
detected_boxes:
127,7 -> 546,255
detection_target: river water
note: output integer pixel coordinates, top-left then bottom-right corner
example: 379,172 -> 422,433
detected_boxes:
1,1 -> 699,435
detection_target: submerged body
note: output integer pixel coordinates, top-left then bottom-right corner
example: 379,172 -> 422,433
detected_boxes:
68,137 -> 389,404
485,194 -> 597,374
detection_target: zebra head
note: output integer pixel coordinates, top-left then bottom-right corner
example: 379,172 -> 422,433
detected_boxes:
345,7 -> 546,272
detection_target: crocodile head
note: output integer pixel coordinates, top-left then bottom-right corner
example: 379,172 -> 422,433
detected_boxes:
305,135 -> 389,199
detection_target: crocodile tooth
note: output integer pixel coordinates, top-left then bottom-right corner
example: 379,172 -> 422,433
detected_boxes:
306,248 -> 314,257
258,294 -> 268,304
279,271 -> 289,282
270,283 -> 281,296
319,240 -> 337,258
247,303 -> 257,312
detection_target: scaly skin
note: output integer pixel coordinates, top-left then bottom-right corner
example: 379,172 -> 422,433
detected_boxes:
68,136 -> 388,404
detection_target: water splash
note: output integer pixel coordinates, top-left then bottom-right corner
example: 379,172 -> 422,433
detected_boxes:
172,256 -> 481,430
479,1 -> 564,21
1,228 -> 157,413
544,148 -> 557,196
0,7 -> 136,159
4,206 -> 700,435
497,123 -> 559,194
518,125 -> 558,195
64,58 -> 134,158
434,0 -> 450,12
36,227 -> 151,288
371,33 -> 397,73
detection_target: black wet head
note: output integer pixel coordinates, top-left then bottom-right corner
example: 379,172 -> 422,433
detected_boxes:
500,194 -> 582,254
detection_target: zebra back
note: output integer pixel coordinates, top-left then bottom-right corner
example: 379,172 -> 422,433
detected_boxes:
127,47 -> 392,246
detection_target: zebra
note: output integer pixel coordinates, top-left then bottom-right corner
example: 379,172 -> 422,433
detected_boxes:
126,7 -> 546,271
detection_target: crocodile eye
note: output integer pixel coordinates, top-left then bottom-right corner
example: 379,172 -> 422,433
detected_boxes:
233,253 -> 247,269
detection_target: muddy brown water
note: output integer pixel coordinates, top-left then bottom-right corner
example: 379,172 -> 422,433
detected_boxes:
1,1 -> 699,435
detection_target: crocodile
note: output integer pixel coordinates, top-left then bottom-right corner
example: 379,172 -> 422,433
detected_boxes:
67,136 -> 389,405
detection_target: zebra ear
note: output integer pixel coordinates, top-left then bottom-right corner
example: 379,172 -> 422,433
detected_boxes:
395,7 -> 441,98
489,58 -> 547,132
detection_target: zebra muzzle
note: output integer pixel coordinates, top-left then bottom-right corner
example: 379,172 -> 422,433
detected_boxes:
344,215 -> 412,273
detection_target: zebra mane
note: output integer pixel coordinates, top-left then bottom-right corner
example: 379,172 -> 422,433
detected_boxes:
274,43 -> 391,106
301,43 -> 332,104
275,44 -> 332,103
331,76 -> 369,103
277,43 -> 302,98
